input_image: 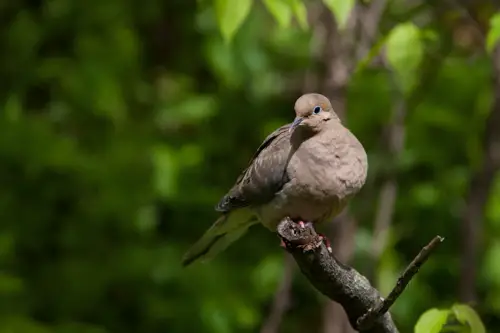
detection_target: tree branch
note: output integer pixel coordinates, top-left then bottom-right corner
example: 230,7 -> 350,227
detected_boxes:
277,218 -> 444,333
358,235 -> 444,330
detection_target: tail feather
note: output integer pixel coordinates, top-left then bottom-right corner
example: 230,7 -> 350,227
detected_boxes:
182,208 -> 256,267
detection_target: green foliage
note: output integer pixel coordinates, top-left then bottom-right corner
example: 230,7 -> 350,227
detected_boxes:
0,1 -> 499,333
486,12 -> 500,53
414,304 -> 486,333
385,22 -> 423,94
323,0 -> 355,30
213,0 -> 356,40
452,304 -> 486,333
215,0 -> 253,42
287,0 -> 309,30
414,308 -> 449,333
262,0 -> 293,28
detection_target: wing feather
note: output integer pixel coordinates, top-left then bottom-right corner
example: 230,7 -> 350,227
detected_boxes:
216,124 -> 292,212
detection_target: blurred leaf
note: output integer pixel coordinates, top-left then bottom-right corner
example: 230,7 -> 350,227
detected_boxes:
0,233 -> 14,260
385,22 -> 423,94
411,183 -> 440,207
178,144 -> 204,167
215,0 -> 253,42
202,299 -> 230,333
323,0 -> 355,30
251,254 -> 285,299
486,12 -> 500,53
135,205 -> 157,233
205,38 -> 244,87
55,322 -> 108,333
233,300 -> 259,328
420,28 -> 439,42
286,0 -> 308,30
3,95 -> 22,122
414,308 -> 449,333
156,94 -> 217,127
0,273 -> 24,295
262,0 -> 292,28
6,11 -> 41,63
0,316 -> 50,333
151,145 -> 178,199
452,304 -> 486,333
483,240 -> 500,287
486,175 -> 500,230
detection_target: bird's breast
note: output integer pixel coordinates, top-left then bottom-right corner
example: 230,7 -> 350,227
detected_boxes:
291,135 -> 367,197
257,126 -> 368,230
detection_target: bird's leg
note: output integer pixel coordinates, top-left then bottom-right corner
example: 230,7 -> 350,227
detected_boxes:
318,233 -> 333,253
297,221 -> 313,229
280,238 -> 287,248
280,220 -> 312,250
296,221 -> 331,251
297,221 -> 331,252
280,220 -> 332,253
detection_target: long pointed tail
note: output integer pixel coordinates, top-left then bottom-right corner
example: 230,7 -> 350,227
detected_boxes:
181,208 -> 256,267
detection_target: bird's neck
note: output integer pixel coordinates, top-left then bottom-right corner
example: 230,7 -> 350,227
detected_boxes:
290,127 -> 317,147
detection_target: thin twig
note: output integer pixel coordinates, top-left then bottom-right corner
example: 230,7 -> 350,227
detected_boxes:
357,236 -> 445,330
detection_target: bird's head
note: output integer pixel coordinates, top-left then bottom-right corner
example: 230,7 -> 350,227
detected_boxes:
289,93 -> 340,133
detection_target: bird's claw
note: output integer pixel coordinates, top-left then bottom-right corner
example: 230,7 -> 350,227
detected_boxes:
318,233 -> 333,253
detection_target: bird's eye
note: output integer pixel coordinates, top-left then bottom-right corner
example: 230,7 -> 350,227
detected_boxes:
313,106 -> 322,114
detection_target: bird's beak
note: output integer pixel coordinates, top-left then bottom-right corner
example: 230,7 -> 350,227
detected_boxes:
289,117 -> 303,133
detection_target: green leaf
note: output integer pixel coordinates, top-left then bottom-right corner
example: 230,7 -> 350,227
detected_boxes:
251,255 -> 285,299
486,12 -> 500,53
151,145 -> 178,199
385,22 -> 423,94
262,0 -> 292,28
286,0 -> 308,30
214,0 -> 253,42
414,308 -> 449,333
323,0 -> 355,30
4,94 -> 22,122
452,304 -> 486,333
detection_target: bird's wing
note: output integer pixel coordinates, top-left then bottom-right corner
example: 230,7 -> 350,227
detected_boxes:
216,123 -> 292,212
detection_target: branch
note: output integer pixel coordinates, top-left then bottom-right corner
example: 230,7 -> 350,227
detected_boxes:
357,235 -> 445,330
277,218 -> 444,333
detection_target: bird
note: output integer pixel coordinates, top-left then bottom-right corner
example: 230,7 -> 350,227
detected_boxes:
182,93 -> 368,267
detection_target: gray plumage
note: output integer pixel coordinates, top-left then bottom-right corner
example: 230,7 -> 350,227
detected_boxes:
182,93 -> 368,266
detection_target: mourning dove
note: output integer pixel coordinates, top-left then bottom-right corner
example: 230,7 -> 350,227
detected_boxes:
182,93 -> 368,266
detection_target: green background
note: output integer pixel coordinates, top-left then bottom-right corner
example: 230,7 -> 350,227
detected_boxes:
0,0 -> 498,332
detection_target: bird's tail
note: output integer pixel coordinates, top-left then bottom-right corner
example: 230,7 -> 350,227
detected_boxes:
181,208 -> 257,267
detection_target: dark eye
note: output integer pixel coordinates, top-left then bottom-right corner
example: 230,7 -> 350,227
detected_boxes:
313,106 -> 322,114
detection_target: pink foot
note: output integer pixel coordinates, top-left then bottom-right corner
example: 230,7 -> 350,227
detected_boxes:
280,239 -> 287,248
318,233 -> 333,253
297,221 -> 313,229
